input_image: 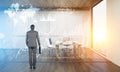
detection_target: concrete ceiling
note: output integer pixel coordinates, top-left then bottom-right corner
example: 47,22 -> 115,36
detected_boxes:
0,0 -> 102,10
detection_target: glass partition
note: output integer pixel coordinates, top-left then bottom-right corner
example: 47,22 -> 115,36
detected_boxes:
0,4 -> 91,61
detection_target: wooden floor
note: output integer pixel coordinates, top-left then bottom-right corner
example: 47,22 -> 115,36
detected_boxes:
0,48 -> 120,72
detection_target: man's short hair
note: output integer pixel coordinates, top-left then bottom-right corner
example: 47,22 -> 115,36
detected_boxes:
30,24 -> 35,27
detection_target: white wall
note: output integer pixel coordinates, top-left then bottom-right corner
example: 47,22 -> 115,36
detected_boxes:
92,0 -> 120,66
93,0 -> 107,55
106,0 -> 120,66
0,10 -> 91,49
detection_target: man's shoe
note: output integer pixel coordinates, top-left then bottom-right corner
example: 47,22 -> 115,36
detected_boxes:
33,67 -> 36,69
30,66 -> 32,69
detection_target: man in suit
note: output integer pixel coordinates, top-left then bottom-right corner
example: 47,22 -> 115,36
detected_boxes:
26,24 -> 40,69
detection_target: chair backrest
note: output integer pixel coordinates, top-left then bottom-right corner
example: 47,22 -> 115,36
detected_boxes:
49,38 -> 52,45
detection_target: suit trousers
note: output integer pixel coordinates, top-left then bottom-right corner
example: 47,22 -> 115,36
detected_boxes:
28,47 -> 37,67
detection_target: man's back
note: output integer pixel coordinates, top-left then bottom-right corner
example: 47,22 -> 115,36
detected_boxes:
27,30 -> 38,47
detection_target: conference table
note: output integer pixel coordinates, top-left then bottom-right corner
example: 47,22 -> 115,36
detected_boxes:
55,41 -> 82,59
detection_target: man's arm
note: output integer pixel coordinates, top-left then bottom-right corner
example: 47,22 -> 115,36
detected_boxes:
36,32 -> 40,47
26,33 -> 28,46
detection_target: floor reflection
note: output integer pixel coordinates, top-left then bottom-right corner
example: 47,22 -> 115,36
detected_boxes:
0,48 -> 120,72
